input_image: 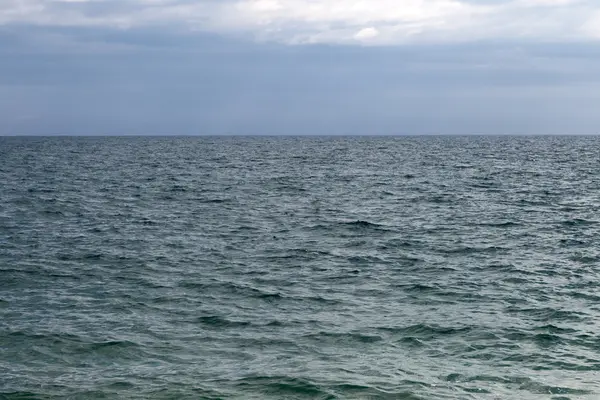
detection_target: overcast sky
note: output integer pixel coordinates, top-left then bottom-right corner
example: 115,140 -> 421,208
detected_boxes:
2,0 -> 600,135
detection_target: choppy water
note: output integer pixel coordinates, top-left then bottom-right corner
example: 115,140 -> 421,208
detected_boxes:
1,136 -> 600,399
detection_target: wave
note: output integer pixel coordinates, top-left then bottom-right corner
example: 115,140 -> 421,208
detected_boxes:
197,198 -> 233,204
56,252 -> 104,261
534,324 -> 577,334
342,220 -> 384,229
477,221 -> 521,228
531,333 -> 564,347
560,218 -> 597,226
259,248 -> 332,261
230,376 -> 429,399
5,136 -> 600,400
179,281 -> 340,305
4,332 -> 141,360
0,391 -> 53,400
570,254 -> 600,264
196,315 -> 252,328
304,220 -> 399,235
330,383 -> 426,399
427,194 -> 458,204
233,376 -> 334,399
378,324 -> 472,339
445,374 -> 592,395
7,331 -> 83,342
439,245 -> 507,255
168,185 -> 189,192
89,339 -> 137,349
505,306 -> 586,322
401,284 -> 438,293
303,331 -> 384,344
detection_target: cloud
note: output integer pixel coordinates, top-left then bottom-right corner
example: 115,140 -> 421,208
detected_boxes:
581,10 -> 600,38
354,27 -> 379,41
1,0 -> 600,45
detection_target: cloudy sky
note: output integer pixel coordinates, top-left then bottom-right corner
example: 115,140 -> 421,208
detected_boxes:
2,0 -> 600,135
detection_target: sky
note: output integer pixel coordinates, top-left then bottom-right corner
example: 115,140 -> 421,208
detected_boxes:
1,0 -> 600,135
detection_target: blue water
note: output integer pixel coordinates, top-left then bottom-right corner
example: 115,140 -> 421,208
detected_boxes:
1,136 -> 600,399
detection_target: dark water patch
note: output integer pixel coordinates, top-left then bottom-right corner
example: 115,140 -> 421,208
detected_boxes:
443,373 -> 465,382
379,238 -> 420,249
519,381 -> 593,396
304,331 -> 384,345
559,238 -> 588,247
517,198 -> 552,206
3,332 -> 142,363
532,333 -> 564,347
470,262 -> 517,272
567,291 -> 600,302
427,194 -> 457,204
502,276 -> 529,284
570,254 -> 600,264
396,336 -> 426,348
401,284 -> 438,293
105,381 -> 135,390
0,392 -> 56,400
330,384 -> 425,399
434,290 -> 490,303
274,184 -> 307,193
502,330 -> 566,350
178,281 -> 281,300
462,387 -> 491,394
454,164 -> 473,169
56,252 -> 105,261
449,374 -> 508,384
168,185 -> 189,192
180,280 -> 342,307
532,360 -> 600,372
560,218 -> 597,227
438,245 -> 507,255
346,255 -> 388,265
378,324 -> 472,339
339,220 -> 386,230
198,198 -> 233,204
478,221 -> 521,228
65,340 -> 144,362
6,331 -> 84,343
260,248 -> 332,261
40,209 -> 65,216
292,295 -> 341,305
196,315 -> 252,328
534,324 -> 577,334
505,306 -> 586,322
564,279 -> 600,289
470,181 -> 500,189
27,187 -> 56,194
233,376 -> 335,399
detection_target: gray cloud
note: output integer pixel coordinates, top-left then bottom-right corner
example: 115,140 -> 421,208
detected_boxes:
1,25 -> 600,135
1,0 -> 600,44
2,2 -> 599,135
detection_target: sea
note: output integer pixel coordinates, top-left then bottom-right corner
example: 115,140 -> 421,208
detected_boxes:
1,136 -> 600,399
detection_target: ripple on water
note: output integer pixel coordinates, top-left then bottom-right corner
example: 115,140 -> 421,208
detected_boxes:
2,136 -> 600,399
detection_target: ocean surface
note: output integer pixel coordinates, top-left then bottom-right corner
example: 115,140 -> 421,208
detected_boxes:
1,136 -> 600,400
